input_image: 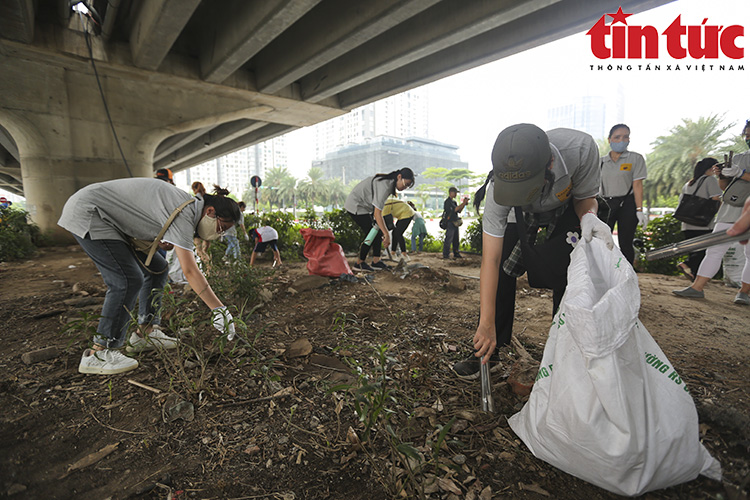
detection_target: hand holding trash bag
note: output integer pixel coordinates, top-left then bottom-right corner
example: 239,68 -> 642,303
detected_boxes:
581,212 -> 614,249
212,306 -> 236,340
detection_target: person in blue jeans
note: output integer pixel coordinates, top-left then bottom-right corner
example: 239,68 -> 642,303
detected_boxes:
224,201 -> 248,261
58,179 -> 240,375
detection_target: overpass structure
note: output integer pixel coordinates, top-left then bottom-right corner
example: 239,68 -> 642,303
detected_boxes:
0,0 -> 671,238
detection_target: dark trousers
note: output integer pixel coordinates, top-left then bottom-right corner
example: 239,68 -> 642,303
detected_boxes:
391,218 -> 412,252
349,212 -> 381,261
443,223 -> 460,257
603,193 -> 638,264
492,223 -> 567,347
682,229 -> 712,277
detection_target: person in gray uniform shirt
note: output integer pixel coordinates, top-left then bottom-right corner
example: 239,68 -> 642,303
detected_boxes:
59,178 -> 241,375
344,168 -> 415,272
673,119 -> 750,305
452,124 -> 614,379
598,124 -> 648,264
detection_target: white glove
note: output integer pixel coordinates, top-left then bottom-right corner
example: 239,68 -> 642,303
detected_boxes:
636,211 -> 648,228
581,212 -> 615,250
212,306 -> 236,341
722,164 -> 742,177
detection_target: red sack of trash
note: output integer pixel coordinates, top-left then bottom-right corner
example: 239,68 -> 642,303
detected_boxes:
300,228 -> 352,277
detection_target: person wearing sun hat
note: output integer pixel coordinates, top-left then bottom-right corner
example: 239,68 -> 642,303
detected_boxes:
452,123 -> 613,380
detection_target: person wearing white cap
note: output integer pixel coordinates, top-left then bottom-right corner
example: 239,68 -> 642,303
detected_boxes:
452,124 -> 614,379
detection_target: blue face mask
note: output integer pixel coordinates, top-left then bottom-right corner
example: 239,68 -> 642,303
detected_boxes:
611,140 -> 629,153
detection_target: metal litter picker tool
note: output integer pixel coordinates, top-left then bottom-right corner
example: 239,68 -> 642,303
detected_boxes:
480,362 -> 495,413
645,229 -> 750,261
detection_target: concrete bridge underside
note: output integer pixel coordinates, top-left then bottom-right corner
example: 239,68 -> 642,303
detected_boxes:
0,0 -> 672,239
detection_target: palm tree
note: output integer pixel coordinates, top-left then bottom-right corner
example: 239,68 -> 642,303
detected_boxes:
278,175 -> 297,210
645,114 -> 733,205
325,178 -> 348,209
297,167 -> 325,208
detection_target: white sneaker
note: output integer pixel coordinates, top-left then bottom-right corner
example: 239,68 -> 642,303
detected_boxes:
78,349 -> 139,375
126,327 -> 179,353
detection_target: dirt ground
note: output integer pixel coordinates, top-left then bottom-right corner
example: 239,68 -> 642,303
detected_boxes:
0,245 -> 748,500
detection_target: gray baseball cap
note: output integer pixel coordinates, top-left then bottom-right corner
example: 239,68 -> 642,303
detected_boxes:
491,124 -> 551,206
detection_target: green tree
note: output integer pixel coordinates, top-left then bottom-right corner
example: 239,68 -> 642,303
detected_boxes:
445,168 -> 473,189
324,178 -> 348,209
297,167 -> 325,208
645,114 -> 733,206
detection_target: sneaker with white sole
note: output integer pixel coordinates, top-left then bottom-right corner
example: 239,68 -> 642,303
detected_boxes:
126,327 -> 179,353
734,292 -> 750,305
452,352 -> 502,380
371,261 -> 391,271
78,349 -> 139,375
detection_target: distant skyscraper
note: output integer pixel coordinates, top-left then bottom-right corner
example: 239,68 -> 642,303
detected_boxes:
175,136 -> 287,197
313,88 -> 429,160
546,84 -> 625,140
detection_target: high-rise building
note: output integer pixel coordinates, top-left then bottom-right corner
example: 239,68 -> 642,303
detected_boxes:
546,84 -> 625,140
313,88 -> 429,160
174,136 -> 287,197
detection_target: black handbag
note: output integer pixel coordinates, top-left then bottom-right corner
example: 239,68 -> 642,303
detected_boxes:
673,177 -> 720,226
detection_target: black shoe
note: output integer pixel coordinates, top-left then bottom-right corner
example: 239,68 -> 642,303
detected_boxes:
371,261 -> 391,270
352,261 -> 375,272
454,253 -> 463,259
452,352 -> 502,380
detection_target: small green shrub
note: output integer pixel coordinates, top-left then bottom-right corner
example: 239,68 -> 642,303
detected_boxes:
0,207 -> 43,261
463,215 -> 483,253
634,215 -> 683,274
320,208 -> 362,253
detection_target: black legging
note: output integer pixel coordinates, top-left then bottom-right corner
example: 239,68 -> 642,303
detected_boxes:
604,193 -> 638,264
682,229 -> 712,277
391,218 -> 412,253
349,212 -> 381,261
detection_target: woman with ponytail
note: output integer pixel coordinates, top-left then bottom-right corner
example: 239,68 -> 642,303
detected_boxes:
59,178 -> 241,375
344,168 -> 415,272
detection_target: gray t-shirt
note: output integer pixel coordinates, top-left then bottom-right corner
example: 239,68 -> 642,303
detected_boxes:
344,175 -> 395,215
599,150 -> 647,197
717,150 -> 750,224
483,128 -> 601,238
679,175 -> 722,230
58,178 -> 203,250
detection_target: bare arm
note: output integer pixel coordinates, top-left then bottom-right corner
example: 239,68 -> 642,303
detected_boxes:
373,207 -> 390,248
633,179 -> 644,210
573,196 -> 598,220
175,246 -> 224,310
474,233 -> 503,363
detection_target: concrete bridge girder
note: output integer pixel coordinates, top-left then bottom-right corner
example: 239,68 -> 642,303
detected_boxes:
0,26 -> 344,239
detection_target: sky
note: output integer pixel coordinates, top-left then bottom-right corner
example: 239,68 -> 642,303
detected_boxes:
287,0 -> 749,179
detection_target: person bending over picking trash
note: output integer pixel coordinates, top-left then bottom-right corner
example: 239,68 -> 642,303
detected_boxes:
58,179 -> 239,375
452,124 -> 613,379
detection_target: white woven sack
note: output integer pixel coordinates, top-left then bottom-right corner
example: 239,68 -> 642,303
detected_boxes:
508,238 -> 721,496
